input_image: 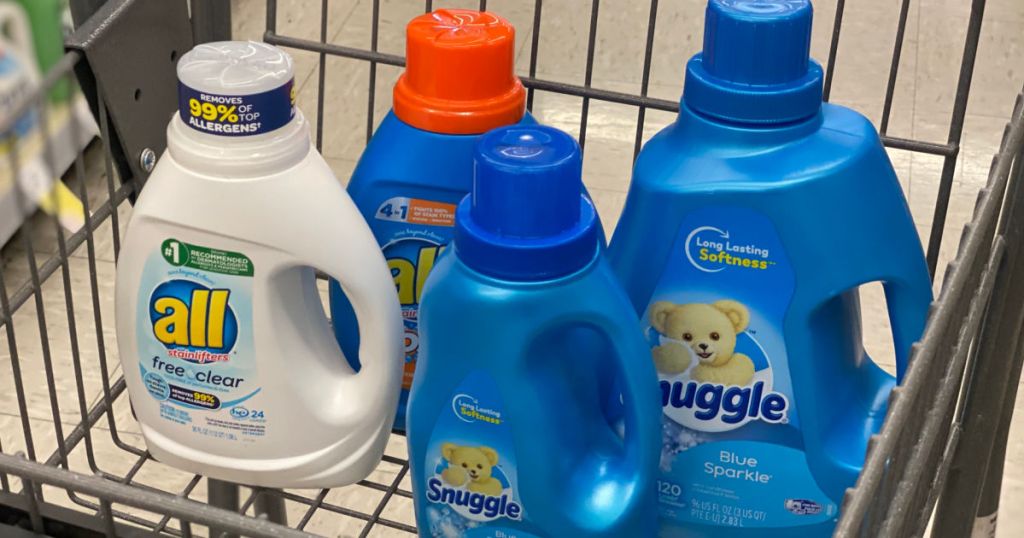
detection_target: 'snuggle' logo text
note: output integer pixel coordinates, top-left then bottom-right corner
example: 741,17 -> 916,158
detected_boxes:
425,478 -> 522,520
661,380 -> 788,425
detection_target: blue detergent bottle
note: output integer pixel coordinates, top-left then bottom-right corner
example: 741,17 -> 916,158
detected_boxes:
607,1 -> 933,536
408,125 -> 661,538
328,9 -> 533,431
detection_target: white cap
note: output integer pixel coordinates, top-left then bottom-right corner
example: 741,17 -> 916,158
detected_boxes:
176,41 -> 296,137
177,41 -> 293,96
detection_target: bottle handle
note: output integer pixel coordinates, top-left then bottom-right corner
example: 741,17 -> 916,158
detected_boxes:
811,275 -> 931,471
584,309 -> 661,498
499,286 -> 659,532
316,223 -> 404,416
881,278 -> 932,383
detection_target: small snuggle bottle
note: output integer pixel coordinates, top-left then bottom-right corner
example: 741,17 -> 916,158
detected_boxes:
608,1 -> 933,536
407,125 -> 660,538
329,9 -> 532,431
114,42 -> 403,488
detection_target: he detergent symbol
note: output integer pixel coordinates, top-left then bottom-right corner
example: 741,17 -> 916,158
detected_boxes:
150,280 -> 239,363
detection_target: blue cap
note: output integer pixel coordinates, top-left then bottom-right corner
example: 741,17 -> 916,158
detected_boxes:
683,0 -> 823,124
454,125 -> 599,280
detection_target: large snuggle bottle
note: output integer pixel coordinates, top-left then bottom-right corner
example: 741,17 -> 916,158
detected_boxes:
328,10 -> 531,432
114,41 -> 403,488
607,1 -> 933,536
408,125 -> 661,538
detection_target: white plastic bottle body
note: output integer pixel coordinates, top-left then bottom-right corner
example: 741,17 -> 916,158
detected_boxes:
115,117 -> 402,488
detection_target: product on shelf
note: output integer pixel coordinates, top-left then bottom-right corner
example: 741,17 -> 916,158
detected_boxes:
114,41 -> 402,488
608,1 -> 933,535
13,0 -> 68,102
408,125 -> 660,538
0,1 -> 88,244
0,1 -> 39,138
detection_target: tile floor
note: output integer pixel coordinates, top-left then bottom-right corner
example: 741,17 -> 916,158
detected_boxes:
0,0 -> 1022,536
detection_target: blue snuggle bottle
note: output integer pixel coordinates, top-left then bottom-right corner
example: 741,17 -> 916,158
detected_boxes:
408,125 -> 661,538
607,1 -> 933,537
328,9 -> 534,431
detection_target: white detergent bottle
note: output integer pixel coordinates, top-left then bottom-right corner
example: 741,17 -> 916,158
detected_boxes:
114,41 -> 403,488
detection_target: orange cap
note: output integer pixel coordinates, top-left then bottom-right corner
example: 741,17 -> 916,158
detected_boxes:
394,10 -> 526,135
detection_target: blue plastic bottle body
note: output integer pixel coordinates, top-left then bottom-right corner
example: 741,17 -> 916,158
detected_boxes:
608,103 -> 932,537
331,112 -> 608,432
328,111 -> 535,431
407,250 -> 660,538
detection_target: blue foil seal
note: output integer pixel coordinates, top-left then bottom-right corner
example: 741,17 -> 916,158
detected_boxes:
177,80 -> 295,136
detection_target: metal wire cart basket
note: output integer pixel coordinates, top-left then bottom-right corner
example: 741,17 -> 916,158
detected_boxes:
0,0 -> 1021,536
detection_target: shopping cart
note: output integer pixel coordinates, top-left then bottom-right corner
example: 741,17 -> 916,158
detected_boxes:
0,0 -> 1021,536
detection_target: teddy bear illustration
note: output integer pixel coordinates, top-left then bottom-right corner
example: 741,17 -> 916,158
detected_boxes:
648,299 -> 755,386
440,443 -> 504,496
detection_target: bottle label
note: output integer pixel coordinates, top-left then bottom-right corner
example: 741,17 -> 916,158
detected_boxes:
374,196 -> 457,390
645,206 -> 836,529
135,238 -> 265,443
421,371 -> 540,538
178,80 -> 295,136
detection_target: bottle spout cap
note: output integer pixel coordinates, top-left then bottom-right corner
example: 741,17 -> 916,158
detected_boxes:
684,0 -> 823,124
394,10 -> 525,134
455,125 -> 599,280
176,41 -> 296,136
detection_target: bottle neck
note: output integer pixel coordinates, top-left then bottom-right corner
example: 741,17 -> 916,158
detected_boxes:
455,241 -> 603,289
166,111 -> 311,178
675,101 -> 824,148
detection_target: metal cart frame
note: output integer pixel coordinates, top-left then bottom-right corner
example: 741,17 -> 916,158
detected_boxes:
0,0 -> 1021,536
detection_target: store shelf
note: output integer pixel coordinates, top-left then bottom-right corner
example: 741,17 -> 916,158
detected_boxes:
0,95 -> 97,247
